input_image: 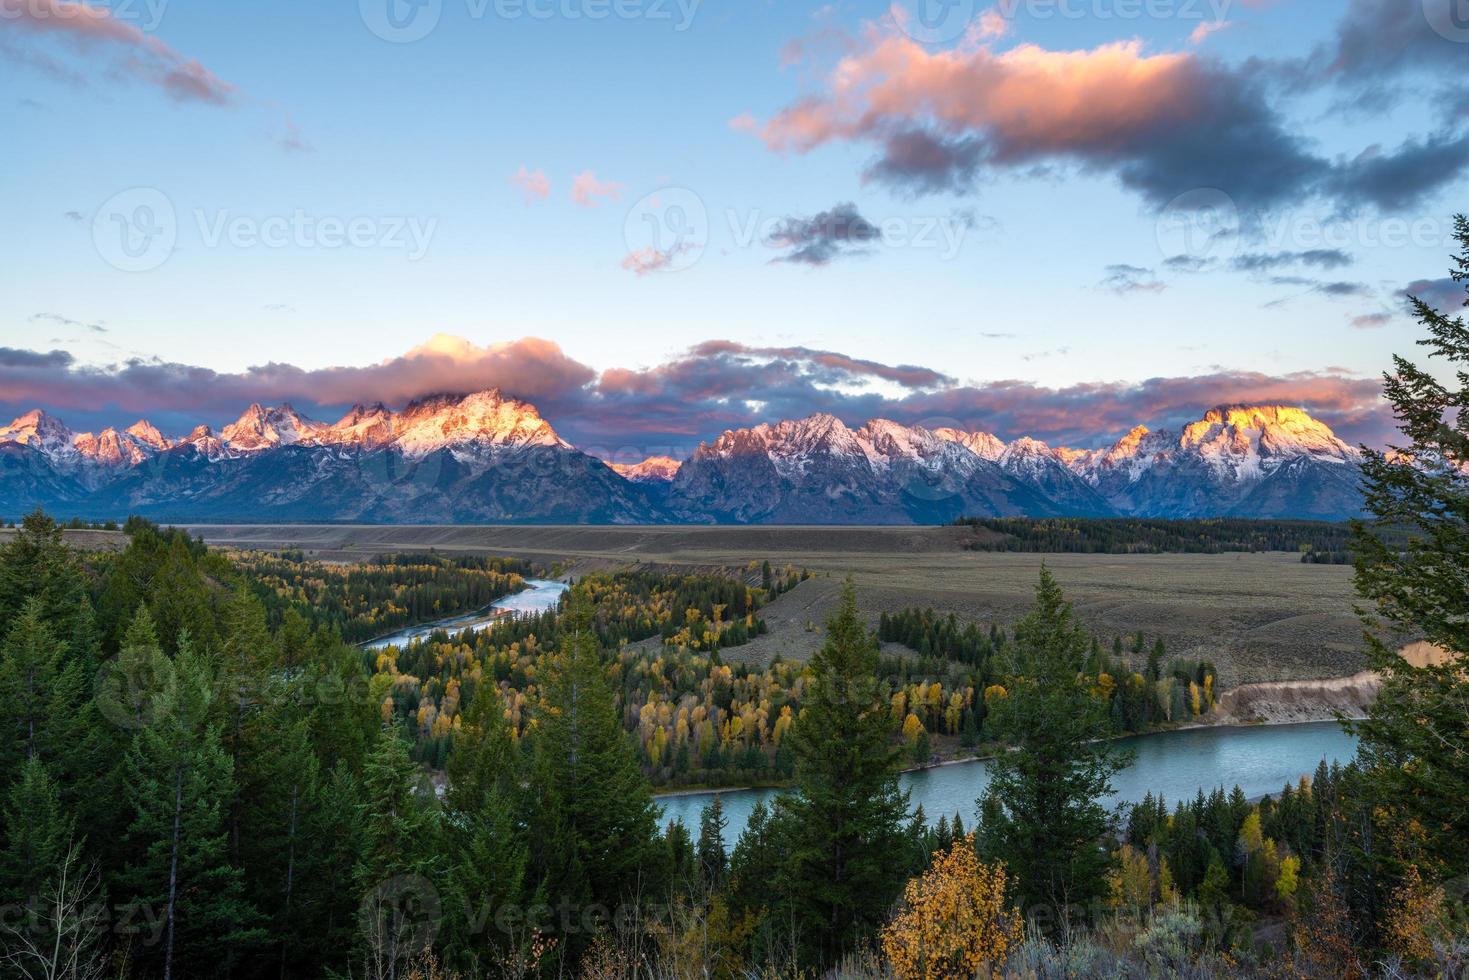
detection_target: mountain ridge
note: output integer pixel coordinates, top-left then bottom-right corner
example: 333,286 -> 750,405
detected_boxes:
0,393 -> 1367,523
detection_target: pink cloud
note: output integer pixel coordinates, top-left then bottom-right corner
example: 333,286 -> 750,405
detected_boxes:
1,0 -> 233,104
970,7 -> 1011,41
761,37 -> 1195,157
510,166 -> 552,203
570,170 -> 625,209
620,245 -> 691,276
751,18 -> 1333,209
1189,21 -> 1232,44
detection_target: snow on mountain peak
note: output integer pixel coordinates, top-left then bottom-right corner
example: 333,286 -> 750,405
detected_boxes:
221,403 -> 326,451
391,390 -> 569,458
1180,404 -> 1357,472
609,456 -> 682,482
124,420 -> 171,450
933,427 -> 1007,461
73,426 -> 163,467
0,409 -> 77,458
178,425 -> 232,460
324,403 -> 396,450
998,437 -> 1077,482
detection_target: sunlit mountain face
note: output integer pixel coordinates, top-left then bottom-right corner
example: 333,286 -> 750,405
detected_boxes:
0,396 -> 1367,523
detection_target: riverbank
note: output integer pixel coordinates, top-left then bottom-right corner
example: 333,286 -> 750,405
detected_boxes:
360,578 -> 569,650
657,722 -> 1361,839
650,700 -> 1368,799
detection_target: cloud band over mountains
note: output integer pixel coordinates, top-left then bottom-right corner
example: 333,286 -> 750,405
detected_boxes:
0,333 -> 1395,454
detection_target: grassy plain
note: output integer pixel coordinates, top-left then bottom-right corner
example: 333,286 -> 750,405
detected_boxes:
186,524 -> 1366,686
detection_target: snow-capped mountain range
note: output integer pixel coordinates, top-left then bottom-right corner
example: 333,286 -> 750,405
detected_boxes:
0,393 -> 1366,523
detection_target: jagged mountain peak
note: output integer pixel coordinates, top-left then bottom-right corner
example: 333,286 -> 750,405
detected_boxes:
0,409 -> 77,457
125,420 -> 171,450
608,456 -> 682,482
391,389 -> 569,457
324,402 -> 396,450
1180,404 -> 1357,460
702,412 -> 862,460
1001,435 -> 1055,457
73,426 -> 161,467
933,427 -> 1007,461
222,402 -> 325,451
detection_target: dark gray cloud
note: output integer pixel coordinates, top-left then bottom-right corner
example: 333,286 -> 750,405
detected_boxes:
1164,255 -> 1215,273
1350,313 -> 1392,329
1266,277 -> 1373,300
1315,280 -> 1373,298
0,348 -> 73,369
1325,133 -> 1469,213
1231,249 -> 1353,273
865,129 -> 988,196
767,203 -> 880,266
1406,277 -> 1465,312
1304,0 -> 1468,94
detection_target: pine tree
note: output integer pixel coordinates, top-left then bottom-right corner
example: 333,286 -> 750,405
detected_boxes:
1351,215 -> 1469,877
0,510 -> 84,651
0,757 -> 71,900
356,726 -> 441,980
977,568 -> 1127,926
122,636 -> 261,979
527,590 -> 660,955
236,700 -> 330,978
697,796 -> 729,892
441,684 -> 526,970
0,598 -> 64,773
775,578 -> 909,967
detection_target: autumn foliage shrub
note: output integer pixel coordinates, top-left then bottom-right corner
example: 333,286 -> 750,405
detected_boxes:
880,835 -> 1023,980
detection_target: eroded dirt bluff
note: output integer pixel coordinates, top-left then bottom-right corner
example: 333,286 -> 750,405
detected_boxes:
1213,671 -> 1381,725
1212,642 -> 1456,725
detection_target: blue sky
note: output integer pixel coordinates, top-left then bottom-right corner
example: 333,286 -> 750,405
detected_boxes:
1,0 -> 1466,452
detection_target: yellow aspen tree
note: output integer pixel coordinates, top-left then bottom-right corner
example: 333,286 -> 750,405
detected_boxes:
880,835 -> 1023,980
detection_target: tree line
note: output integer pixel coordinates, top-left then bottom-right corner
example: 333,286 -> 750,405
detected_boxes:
953,516 -> 1409,555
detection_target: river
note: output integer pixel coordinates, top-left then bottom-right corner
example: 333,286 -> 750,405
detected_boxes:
361,578 -> 569,650
656,721 -> 1358,847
